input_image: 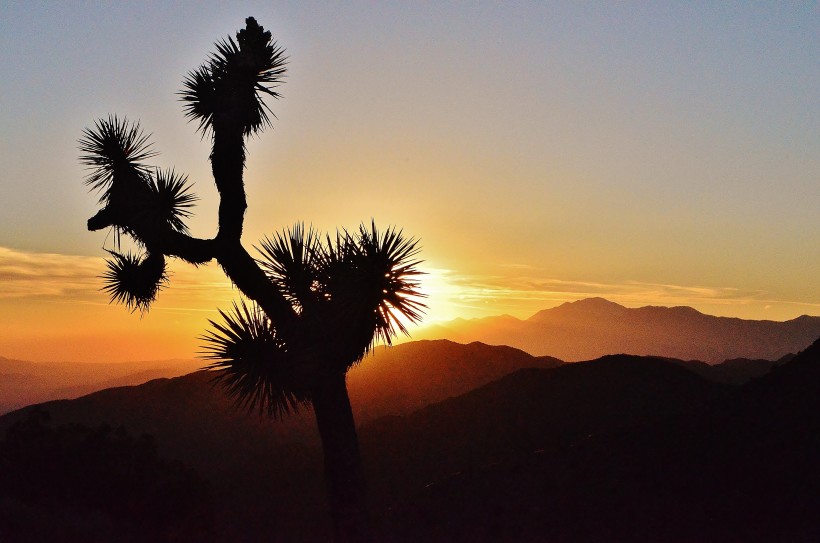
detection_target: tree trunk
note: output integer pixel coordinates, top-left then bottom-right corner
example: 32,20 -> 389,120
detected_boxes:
311,372 -> 373,543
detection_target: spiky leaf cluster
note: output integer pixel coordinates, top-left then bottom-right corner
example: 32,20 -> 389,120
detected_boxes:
80,117 -> 198,238
343,222 -> 426,344
201,300 -> 311,418
257,224 -> 323,313
204,222 -> 424,415
261,222 -> 425,351
181,17 -> 287,136
147,169 -> 198,234
102,251 -> 168,313
79,116 -> 156,202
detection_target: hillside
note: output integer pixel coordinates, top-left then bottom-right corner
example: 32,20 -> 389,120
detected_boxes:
360,354 -> 729,502
374,337 -> 820,542
420,297 -> 820,362
2,337 -> 817,541
0,339 -> 562,541
347,340 -> 562,421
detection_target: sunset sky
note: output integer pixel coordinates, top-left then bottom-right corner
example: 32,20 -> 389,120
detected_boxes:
1,2 -> 818,362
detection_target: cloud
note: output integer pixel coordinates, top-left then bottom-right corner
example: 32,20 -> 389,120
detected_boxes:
0,247 -> 104,299
0,247 -> 235,309
3,247 -> 816,324
422,265 -> 820,321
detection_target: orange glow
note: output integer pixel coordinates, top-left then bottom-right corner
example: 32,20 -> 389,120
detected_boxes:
1,246 -> 816,362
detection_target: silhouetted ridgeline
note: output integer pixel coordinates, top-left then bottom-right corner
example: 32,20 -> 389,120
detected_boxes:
372,336 -> 820,542
0,340 -> 560,541
0,357 -> 203,415
420,297 -> 820,362
1,337 -> 818,541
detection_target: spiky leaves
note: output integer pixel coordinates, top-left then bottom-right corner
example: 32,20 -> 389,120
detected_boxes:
203,223 -> 424,417
345,223 -> 426,345
79,116 -> 156,203
80,115 -> 198,241
201,300 -> 310,418
257,224 -> 323,313
258,223 -> 425,353
181,17 -> 286,137
148,169 -> 198,234
102,251 -> 168,313
316,224 -> 425,365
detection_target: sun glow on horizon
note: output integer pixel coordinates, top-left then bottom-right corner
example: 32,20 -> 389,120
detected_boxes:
1,246 -> 818,362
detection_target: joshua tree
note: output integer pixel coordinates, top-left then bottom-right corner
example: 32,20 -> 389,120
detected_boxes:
79,17 -> 423,543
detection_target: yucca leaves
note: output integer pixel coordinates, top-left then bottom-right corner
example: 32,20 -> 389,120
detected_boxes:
101,251 -> 168,313
148,169 -> 198,234
257,224 -> 323,312
80,116 -> 198,239
352,222 -> 425,343
256,223 -> 425,348
201,300 -> 310,418
180,17 -> 286,136
205,222 -> 425,415
79,116 -> 156,203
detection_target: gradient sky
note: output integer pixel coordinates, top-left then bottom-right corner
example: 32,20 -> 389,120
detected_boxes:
1,2 -> 818,362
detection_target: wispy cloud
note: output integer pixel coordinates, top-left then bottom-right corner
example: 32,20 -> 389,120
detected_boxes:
0,247 -> 103,299
2,247 -> 816,325
0,247 -> 235,309
421,266 -> 820,321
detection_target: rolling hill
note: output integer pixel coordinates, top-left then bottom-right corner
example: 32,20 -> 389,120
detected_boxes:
373,337 -> 820,542
0,339 -> 562,541
2,337 -> 817,541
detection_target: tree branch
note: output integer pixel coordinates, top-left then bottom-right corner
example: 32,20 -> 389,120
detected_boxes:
216,243 -> 299,333
88,204 -> 298,323
87,208 -> 214,265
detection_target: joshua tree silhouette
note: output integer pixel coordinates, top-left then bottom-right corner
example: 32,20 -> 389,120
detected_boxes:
80,17 -> 424,543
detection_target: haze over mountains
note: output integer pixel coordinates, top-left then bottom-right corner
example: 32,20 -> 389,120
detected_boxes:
419,297 -> 820,363
4,296 -> 817,415
0,357 -> 203,415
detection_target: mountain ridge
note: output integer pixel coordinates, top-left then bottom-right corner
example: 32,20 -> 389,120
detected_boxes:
369,336 -> 820,542
419,298 -> 820,362
2,337 -> 818,541
0,357 -> 205,415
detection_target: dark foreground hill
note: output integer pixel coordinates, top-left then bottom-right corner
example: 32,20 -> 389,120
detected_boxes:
375,337 -> 820,543
0,340 -> 561,541
420,297 -> 820,362
1,338 -> 818,541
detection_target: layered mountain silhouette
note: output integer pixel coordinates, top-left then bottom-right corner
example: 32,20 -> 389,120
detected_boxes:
0,340 -> 561,541
375,337 -> 820,542
4,336 -> 818,541
419,297 -> 820,362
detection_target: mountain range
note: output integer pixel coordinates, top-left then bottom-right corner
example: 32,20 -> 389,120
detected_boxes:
375,337 -> 820,542
3,336 -> 819,541
5,297 -> 815,416
418,297 -> 820,362
0,340 -> 562,541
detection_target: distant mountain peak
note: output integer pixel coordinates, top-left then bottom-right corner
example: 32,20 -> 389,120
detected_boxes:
528,297 -> 627,321
559,297 -> 625,310
417,297 -> 820,363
